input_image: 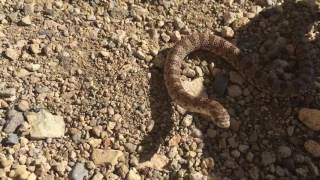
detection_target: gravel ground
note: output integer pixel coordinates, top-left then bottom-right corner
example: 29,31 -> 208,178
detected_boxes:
1,0 -> 320,179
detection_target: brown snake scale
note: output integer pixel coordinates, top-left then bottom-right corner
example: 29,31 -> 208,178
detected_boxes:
164,31 -> 314,128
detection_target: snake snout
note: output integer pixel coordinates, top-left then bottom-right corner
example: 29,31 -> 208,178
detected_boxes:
212,112 -> 230,128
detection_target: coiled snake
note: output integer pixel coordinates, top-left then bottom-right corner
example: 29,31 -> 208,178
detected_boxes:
164,31 -> 314,128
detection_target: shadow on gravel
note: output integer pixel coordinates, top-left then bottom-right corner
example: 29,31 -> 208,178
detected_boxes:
233,0 -> 320,123
198,0 -> 320,178
139,0 -> 320,178
138,48 -> 174,162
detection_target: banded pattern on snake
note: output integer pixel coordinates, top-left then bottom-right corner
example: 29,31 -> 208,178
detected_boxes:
164,31 -> 314,128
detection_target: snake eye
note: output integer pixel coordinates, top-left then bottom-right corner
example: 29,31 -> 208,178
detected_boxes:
216,119 -> 230,128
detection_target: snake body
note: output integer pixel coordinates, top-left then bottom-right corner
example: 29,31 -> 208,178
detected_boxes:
164,31 -> 314,128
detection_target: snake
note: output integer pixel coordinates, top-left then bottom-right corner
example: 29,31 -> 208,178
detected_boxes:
164,31 -> 314,128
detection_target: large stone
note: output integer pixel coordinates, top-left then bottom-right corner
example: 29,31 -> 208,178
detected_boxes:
298,108 -> 320,131
91,149 -> 125,166
137,154 -> 169,170
26,109 -> 65,139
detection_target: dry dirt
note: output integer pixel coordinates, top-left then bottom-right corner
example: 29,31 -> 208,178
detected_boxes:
1,0 -> 320,179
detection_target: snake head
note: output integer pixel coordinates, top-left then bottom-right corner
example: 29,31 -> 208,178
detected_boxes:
202,108 -> 230,128
213,112 -> 231,128
201,102 -> 231,128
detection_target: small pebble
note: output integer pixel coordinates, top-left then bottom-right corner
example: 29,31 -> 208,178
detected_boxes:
28,173 -> 37,180
231,149 -> 241,158
171,31 -> 181,42
266,0 -> 276,6
92,172 -> 104,180
161,32 -> 171,42
100,51 -> 110,57
224,0 -> 234,6
223,12 -> 236,25
304,140 -> 320,157
5,48 -> 20,61
239,145 -> 249,153
134,50 -> 146,60
232,17 -> 250,30
298,108 -> 320,131
192,127 -> 203,138
112,114 -> 122,122
287,126 -> 295,136
146,120 -> 154,132
5,133 -> 19,145
8,12 -> 18,22
182,77 -> 207,97
221,26 -> 234,38
0,99 -> 8,109
189,172 -> 205,180
206,129 -> 217,138
30,44 -> 41,54
261,151 -> 276,166
127,169 -> 141,180
4,109 -> 25,133
195,66 -> 204,77
0,88 -> 16,98
24,3 -> 34,15
230,119 -> 241,131
14,165 -> 30,179
118,164 -> 129,178
246,152 -> 254,162
20,16 -> 32,26
295,167 -> 309,177
54,1 -> 64,8
91,127 -> 102,137
17,100 -> 30,112
278,146 -> 292,158
182,68 -> 196,78
125,143 -> 137,153
228,85 -> 242,97
174,17 -> 185,29
182,114 -> 193,127
229,71 -> 244,85
275,166 -> 286,176
0,158 -> 13,168
15,68 -> 31,77
25,63 -> 41,72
